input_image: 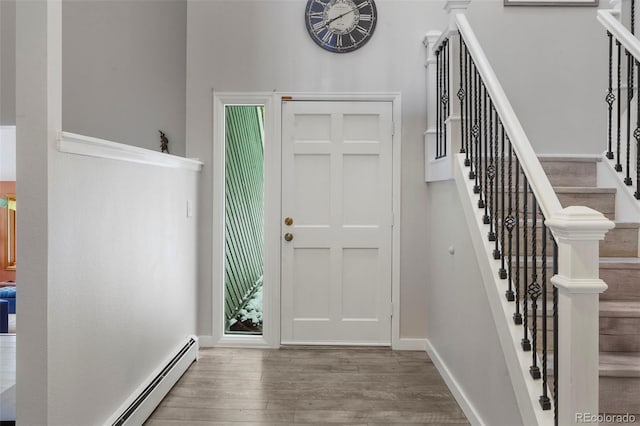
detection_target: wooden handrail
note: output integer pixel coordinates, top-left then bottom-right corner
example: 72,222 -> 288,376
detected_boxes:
598,9 -> 640,61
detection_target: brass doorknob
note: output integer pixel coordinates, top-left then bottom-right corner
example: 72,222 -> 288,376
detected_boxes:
284,233 -> 293,242
284,217 -> 293,226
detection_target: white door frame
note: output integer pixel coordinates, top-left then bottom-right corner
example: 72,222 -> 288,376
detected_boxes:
211,92 -> 402,349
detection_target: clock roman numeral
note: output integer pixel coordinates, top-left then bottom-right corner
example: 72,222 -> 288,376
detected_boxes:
322,30 -> 333,44
313,20 -> 327,32
350,33 -> 356,44
309,11 -> 324,18
355,25 -> 369,36
357,1 -> 370,9
359,14 -> 372,21
337,34 -> 343,48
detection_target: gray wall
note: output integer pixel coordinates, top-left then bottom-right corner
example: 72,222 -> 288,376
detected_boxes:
426,180 -> 523,426
466,1 -> 606,155
62,0 -> 187,155
1,0 -> 16,126
186,0 -> 445,339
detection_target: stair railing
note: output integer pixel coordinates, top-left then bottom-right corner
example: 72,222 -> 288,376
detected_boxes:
599,6 -> 640,201
425,3 -> 614,425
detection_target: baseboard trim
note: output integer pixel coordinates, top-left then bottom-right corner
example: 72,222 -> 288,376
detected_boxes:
197,335 -> 215,347
426,339 -> 485,426
200,335 -> 425,351
393,337 -> 427,351
103,335 -> 198,426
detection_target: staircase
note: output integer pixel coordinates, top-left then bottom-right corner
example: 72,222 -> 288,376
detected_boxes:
540,157 -> 640,422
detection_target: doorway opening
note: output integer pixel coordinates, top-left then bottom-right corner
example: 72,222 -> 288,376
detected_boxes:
224,105 -> 265,335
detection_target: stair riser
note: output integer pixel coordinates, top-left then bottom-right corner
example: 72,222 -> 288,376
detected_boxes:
600,334 -> 640,352
600,376 -> 640,414
504,264 -> 640,301
601,227 -> 640,257
469,159 -> 597,188
600,267 -> 640,301
556,192 -> 615,220
500,223 -> 638,258
540,160 -> 598,188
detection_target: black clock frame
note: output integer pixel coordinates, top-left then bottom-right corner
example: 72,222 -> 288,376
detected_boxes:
304,0 -> 377,54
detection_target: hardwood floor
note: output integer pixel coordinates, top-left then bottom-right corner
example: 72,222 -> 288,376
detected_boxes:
145,347 -> 469,425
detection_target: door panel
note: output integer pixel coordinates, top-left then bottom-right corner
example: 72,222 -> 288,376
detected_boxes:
281,100 -> 393,345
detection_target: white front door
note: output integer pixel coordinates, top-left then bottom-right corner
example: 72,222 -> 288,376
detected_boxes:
281,100 -> 393,345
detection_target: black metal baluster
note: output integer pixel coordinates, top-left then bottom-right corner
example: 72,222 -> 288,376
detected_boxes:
480,84 -> 487,212
465,43 -> 471,164
617,40 -> 623,172
539,219 -> 551,410
553,238 -> 559,425
529,195 -> 541,378
475,72 -> 482,190
636,59 -> 640,200
607,33 -> 615,160
633,0 -> 636,35
626,49 -> 633,186
444,40 -> 449,158
522,177 -> 531,351
467,57 -> 475,173
458,37 -> 465,154
472,68 -> 480,184
513,157 -> 523,324
487,101 -> 496,232
505,143 -> 515,300
473,73 -> 483,198
493,112 -> 501,260
436,48 -> 441,159
500,127 -> 508,278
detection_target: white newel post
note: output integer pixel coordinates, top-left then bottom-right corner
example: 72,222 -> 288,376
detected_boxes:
423,0 -> 469,182
443,0 -> 469,157
546,207 -> 615,426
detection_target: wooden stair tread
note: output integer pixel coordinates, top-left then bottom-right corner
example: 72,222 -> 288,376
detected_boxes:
553,186 -> 616,194
600,352 -> 640,377
538,156 -> 599,163
599,258 -> 640,267
611,222 -> 640,229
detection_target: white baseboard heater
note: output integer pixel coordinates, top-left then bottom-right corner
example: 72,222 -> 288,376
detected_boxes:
108,335 -> 198,426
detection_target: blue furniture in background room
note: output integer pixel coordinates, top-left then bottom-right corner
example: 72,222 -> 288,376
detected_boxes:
0,287 -> 15,314
0,299 -> 7,333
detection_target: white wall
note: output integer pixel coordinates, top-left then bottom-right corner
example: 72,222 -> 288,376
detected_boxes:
426,179 -> 523,426
62,0 -> 187,156
46,151 -> 199,425
0,0 -> 16,126
186,0 -> 446,340
466,1 -> 606,155
16,1 -> 199,423
0,125 -> 16,181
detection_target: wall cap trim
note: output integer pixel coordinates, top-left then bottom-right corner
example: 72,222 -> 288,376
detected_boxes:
551,276 -> 608,294
58,131 -> 203,171
444,0 -> 471,13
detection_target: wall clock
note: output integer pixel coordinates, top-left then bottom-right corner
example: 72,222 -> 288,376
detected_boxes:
304,0 -> 377,54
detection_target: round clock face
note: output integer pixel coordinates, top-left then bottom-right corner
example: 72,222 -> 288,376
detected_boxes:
305,0 -> 377,54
